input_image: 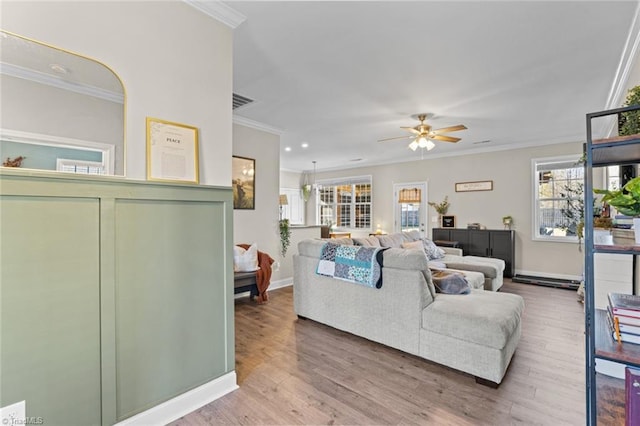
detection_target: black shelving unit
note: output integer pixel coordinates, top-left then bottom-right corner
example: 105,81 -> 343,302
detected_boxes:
585,104 -> 640,424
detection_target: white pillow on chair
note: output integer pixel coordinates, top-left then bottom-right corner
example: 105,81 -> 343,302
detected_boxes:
234,243 -> 259,272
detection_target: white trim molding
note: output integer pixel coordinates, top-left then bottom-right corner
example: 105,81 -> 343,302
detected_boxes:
183,0 -> 247,29
0,62 -> 124,104
233,277 -> 292,300
233,115 -> 285,135
605,2 -> 640,111
114,371 -> 238,426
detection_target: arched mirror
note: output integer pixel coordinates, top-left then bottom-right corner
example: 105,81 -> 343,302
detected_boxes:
0,30 -> 125,175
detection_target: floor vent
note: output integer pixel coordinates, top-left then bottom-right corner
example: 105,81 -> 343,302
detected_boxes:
512,274 -> 581,290
232,93 -> 254,110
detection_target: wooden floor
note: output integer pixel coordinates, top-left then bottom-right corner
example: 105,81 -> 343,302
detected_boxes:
171,280 -> 624,425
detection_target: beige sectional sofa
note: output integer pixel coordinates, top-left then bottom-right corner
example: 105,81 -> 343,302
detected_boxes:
353,232 -> 505,291
294,238 -> 524,385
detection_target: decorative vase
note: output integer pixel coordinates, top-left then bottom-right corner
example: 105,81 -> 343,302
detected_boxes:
634,218 -> 640,245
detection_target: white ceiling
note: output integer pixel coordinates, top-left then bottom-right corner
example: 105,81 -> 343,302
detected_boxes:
231,1 -> 640,173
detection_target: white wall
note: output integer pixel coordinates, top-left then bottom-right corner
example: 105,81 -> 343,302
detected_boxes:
280,170 -> 302,188
232,123 -> 285,279
310,141 -> 585,279
1,1 -> 232,184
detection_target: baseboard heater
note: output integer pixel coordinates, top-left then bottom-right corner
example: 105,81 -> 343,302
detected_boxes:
512,274 -> 581,290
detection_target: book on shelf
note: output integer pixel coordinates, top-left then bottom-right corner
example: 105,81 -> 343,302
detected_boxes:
614,215 -> 634,227
610,328 -> 640,344
608,293 -> 640,318
609,305 -> 640,326
626,367 -> 640,426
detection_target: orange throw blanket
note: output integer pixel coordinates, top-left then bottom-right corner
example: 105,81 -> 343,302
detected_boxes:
238,244 -> 274,303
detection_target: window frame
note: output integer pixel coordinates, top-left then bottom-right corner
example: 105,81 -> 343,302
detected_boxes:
531,155 -> 584,243
316,175 -> 372,231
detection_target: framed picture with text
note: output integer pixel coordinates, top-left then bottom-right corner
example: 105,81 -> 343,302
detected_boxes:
146,117 -> 199,183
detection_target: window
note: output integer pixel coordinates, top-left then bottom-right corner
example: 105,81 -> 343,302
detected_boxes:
317,176 -> 372,230
533,156 -> 583,241
56,158 -> 105,175
607,166 -> 620,191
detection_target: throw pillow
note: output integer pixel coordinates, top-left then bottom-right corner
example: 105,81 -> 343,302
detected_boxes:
234,243 -> 259,272
353,236 -> 382,247
402,240 -> 425,252
404,230 -> 422,241
431,270 -> 471,295
421,238 -> 445,260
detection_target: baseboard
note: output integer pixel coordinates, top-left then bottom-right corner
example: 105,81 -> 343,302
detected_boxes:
512,270 -> 582,290
233,277 -> 292,299
114,371 -> 238,426
514,269 -> 582,282
269,277 -> 293,290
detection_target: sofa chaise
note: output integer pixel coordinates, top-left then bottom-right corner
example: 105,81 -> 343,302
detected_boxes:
293,239 -> 524,386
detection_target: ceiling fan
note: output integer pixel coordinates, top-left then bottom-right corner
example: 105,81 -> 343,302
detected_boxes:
379,113 -> 467,151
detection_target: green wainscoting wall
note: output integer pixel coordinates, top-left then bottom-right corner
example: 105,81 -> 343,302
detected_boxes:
0,169 -> 235,426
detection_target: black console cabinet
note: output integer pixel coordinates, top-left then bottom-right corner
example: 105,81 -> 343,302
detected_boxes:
432,228 -> 515,277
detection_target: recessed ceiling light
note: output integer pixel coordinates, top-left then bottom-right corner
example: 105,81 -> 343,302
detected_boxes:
49,63 -> 70,74
301,142 -> 309,148
284,146 -> 292,152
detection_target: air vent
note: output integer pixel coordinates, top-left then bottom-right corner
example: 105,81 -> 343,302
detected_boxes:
232,93 -> 254,110
472,140 -> 491,145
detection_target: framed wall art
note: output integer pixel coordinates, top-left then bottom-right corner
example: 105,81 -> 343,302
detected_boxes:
442,215 -> 456,228
455,180 -> 493,192
232,156 -> 255,209
146,117 -> 199,183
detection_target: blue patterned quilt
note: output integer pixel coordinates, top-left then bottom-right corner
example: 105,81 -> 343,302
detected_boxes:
316,242 -> 386,288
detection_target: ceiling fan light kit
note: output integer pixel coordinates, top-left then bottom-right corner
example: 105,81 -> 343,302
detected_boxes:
379,113 -> 467,153
409,136 -> 435,151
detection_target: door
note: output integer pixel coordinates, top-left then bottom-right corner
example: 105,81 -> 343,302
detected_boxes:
280,187 -> 305,225
394,182 -> 427,236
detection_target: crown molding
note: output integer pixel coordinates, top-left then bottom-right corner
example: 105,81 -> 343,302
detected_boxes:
183,0 -> 246,29
605,2 -> 640,111
233,115 -> 284,135
1,62 -> 124,104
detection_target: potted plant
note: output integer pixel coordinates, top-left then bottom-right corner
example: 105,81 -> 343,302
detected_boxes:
595,176 -> 640,244
619,85 -> 640,137
428,196 -> 450,225
279,219 -> 291,257
502,215 -> 513,230
301,184 -> 312,202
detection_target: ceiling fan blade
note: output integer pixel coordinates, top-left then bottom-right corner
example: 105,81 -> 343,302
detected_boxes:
400,126 -> 421,135
378,135 -> 412,142
432,134 -> 461,143
433,124 -> 467,134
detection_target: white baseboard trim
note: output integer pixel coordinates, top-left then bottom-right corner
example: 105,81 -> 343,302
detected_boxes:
513,269 -> 582,282
114,371 -> 238,426
233,277 -> 292,299
269,277 -> 293,290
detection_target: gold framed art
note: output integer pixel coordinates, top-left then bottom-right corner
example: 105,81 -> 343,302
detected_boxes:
146,117 -> 199,183
455,180 -> 493,192
232,156 -> 255,210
